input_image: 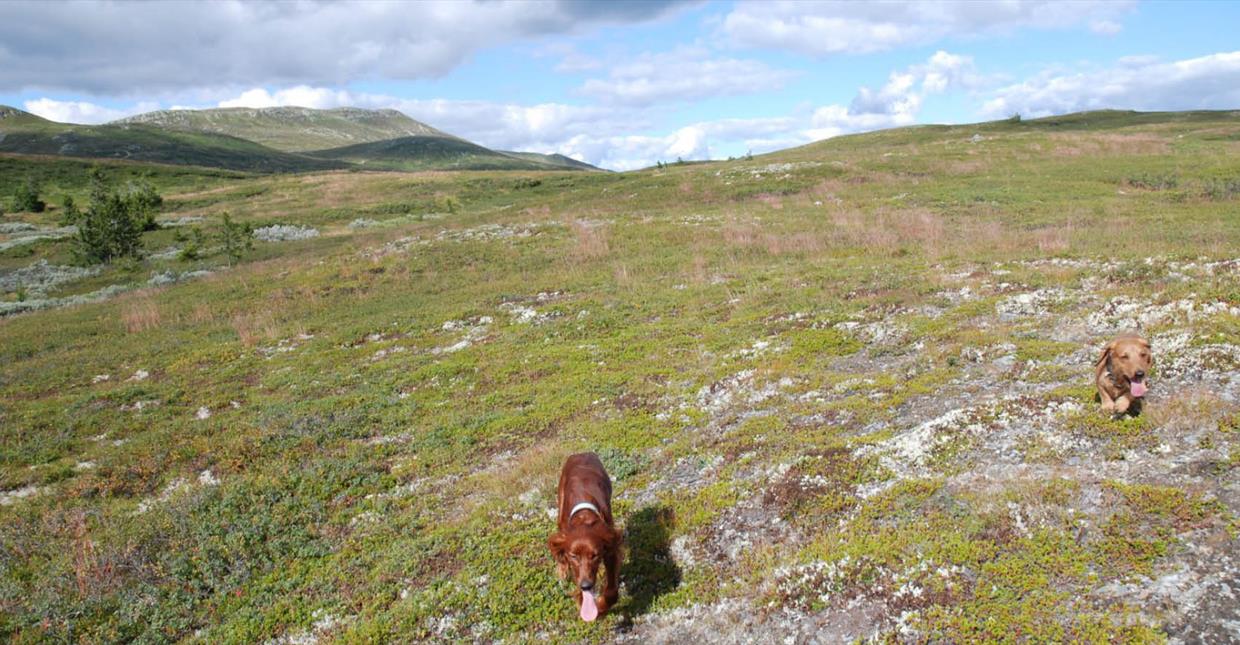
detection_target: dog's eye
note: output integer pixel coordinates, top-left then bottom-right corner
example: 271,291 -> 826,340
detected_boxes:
1121,353 -> 1130,359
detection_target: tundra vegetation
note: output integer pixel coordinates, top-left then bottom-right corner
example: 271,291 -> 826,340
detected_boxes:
1,110 -> 1240,643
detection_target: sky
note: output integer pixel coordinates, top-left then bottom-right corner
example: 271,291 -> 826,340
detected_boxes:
2,0 -> 1239,171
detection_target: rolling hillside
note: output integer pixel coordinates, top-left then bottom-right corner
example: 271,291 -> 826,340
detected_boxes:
305,135 -> 582,171
2,105 -> 600,174
0,106 -> 346,173
2,110 -> 1240,642
113,106 -> 451,153
500,150 -> 603,171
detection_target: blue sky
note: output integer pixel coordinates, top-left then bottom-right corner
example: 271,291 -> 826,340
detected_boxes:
2,0 -> 1239,170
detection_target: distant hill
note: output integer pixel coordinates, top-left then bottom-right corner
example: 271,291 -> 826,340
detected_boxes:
499,151 -> 603,171
0,105 -> 599,173
304,136 -> 563,171
0,105 -> 346,173
113,106 -> 450,153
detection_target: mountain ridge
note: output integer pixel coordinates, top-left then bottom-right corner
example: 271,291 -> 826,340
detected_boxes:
113,106 -> 452,152
1,104 -> 601,173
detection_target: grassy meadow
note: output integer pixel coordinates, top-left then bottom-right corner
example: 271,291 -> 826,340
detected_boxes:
2,111 -> 1240,643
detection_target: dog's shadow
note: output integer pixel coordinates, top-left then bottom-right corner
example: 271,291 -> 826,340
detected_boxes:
617,505 -> 681,625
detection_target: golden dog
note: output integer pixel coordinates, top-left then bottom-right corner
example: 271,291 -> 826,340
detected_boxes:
1095,334 -> 1153,415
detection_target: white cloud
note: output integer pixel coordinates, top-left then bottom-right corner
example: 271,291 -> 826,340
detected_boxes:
24,49 -> 975,169
198,86 -> 804,169
22,98 -> 158,124
806,50 -> 977,139
1089,19 -> 1123,36
981,50 -> 1240,119
0,0 -> 691,93
578,46 -> 797,106
721,0 -> 1133,55
217,87 -> 355,110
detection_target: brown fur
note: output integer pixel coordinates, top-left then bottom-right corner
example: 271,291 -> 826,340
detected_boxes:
547,453 -> 622,617
1095,334 -> 1153,415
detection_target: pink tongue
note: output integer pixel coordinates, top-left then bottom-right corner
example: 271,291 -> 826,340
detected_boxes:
580,590 -> 598,622
1130,381 -> 1148,398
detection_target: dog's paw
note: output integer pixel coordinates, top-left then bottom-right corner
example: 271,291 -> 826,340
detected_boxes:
1114,397 -> 1130,414
1100,401 -> 1115,412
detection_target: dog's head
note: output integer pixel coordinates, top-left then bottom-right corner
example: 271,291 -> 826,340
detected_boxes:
1099,336 -> 1153,397
547,518 -> 621,593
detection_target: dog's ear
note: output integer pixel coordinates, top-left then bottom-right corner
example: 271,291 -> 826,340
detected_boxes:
1096,340 -> 1115,368
548,532 -> 569,562
548,532 -> 570,577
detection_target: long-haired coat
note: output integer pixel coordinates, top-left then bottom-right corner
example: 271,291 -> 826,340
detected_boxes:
547,452 -> 622,621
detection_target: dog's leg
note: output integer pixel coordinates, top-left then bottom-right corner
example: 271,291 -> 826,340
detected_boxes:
1113,395 -> 1130,415
600,550 -> 621,614
1098,387 -> 1116,412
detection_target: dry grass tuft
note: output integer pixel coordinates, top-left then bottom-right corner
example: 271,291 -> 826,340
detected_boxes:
474,441 -> 574,502
231,310 -> 279,346
121,295 -> 162,333
571,219 -> 611,259
1033,221 -> 1076,254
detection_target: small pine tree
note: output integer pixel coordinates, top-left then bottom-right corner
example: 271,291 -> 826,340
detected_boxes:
59,195 -> 81,226
74,191 -> 143,264
72,169 -> 144,264
178,226 -> 207,261
12,179 -> 46,213
125,178 -> 163,231
217,212 -> 253,265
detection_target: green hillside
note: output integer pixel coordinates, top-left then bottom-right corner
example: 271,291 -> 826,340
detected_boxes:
500,150 -> 604,172
3,110 -> 1240,643
305,135 -> 569,171
3,106 -> 597,174
113,106 -> 451,152
0,106 -> 345,173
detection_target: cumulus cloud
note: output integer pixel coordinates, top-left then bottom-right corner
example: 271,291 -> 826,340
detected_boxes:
22,98 -> 158,124
578,46 -> 797,106
20,49 -> 977,169
217,87 -> 355,110
721,0 -> 1133,55
807,51 -> 977,139
558,116 -> 804,170
982,51 -> 1240,118
0,0 -> 691,93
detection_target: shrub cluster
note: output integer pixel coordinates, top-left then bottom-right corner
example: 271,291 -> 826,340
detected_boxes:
72,169 -> 164,264
11,179 -> 46,213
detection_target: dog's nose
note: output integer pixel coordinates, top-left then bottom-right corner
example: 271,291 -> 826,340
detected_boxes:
579,581 -> 593,591
1134,370 -> 1145,379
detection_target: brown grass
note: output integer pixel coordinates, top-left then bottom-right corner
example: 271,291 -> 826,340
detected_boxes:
1050,133 -> 1170,157
121,295 -> 162,333
231,310 -> 279,346
752,193 -> 785,209
570,219 -> 610,259
71,512 -> 110,598
473,441 -> 574,501
1033,221 -> 1076,254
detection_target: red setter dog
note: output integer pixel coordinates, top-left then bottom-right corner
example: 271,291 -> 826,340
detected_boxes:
547,452 -> 622,621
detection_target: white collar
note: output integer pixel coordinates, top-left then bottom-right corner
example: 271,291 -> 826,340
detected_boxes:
569,502 -> 601,520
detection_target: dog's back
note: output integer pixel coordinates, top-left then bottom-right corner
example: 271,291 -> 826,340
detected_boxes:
557,452 -> 613,527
